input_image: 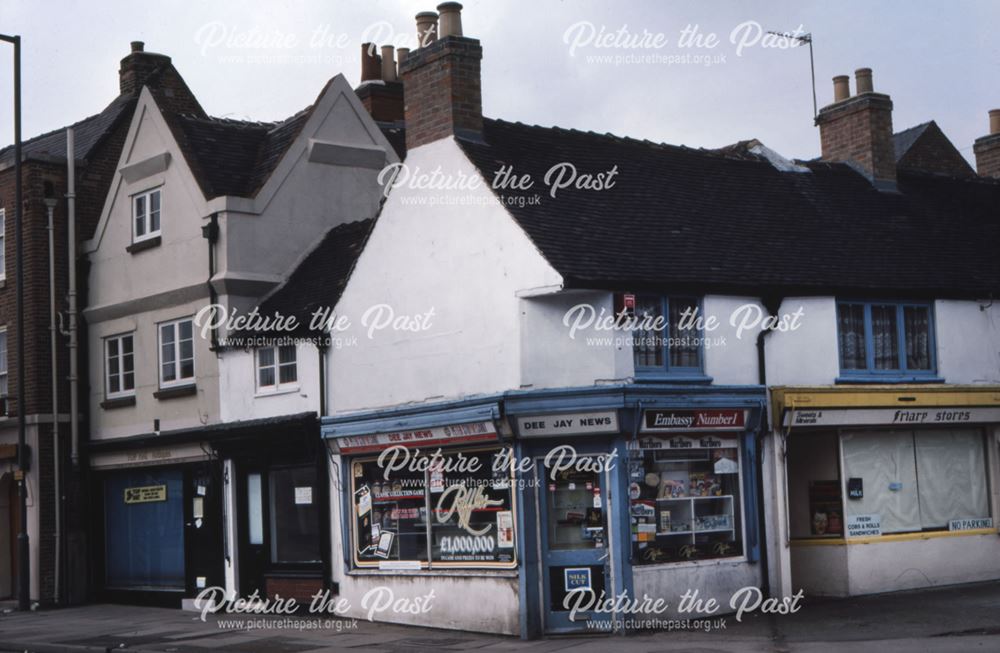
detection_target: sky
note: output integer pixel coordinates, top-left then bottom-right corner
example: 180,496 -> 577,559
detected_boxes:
0,0 -> 997,163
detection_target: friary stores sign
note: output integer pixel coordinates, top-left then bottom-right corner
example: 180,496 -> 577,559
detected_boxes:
124,484 -> 167,504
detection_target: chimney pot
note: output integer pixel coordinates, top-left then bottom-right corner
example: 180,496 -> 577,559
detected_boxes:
396,47 -> 410,68
380,45 -> 397,82
131,41 -> 144,53
990,109 -> 1000,136
437,2 -> 464,38
832,75 -> 850,102
855,67 -> 874,94
360,42 -> 382,82
415,11 -> 439,47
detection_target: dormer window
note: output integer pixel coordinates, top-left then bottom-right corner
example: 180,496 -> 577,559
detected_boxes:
133,188 -> 161,242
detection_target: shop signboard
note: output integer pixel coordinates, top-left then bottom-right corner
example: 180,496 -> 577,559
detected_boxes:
785,407 -> 1000,428
516,411 -> 619,437
337,421 -> 498,454
642,409 -> 746,432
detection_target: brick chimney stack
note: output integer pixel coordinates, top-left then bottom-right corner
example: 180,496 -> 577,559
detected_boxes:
119,41 -> 172,96
355,43 -> 405,124
400,3 -> 483,151
816,68 -> 897,188
973,109 -> 1000,179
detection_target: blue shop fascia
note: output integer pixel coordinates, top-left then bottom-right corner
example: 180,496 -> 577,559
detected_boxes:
323,383 -> 766,638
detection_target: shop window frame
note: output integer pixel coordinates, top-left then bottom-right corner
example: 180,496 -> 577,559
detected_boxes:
348,445 -> 519,571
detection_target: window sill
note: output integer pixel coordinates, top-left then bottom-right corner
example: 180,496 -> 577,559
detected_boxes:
634,373 -> 714,384
631,555 -> 748,570
255,386 -> 301,398
791,528 -> 996,546
835,375 -> 944,385
101,395 -> 136,410
126,235 -> 161,254
154,384 -> 197,400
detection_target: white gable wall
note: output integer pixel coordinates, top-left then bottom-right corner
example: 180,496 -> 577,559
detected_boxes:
328,138 -> 563,413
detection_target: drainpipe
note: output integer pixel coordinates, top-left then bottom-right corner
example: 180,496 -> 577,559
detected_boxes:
44,195 -> 61,605
202,213 -> 220,350
66,128 -> 79,467
755,295 -> 783,598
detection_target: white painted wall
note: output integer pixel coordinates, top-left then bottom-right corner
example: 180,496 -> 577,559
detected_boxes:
519,291 -> 631,389
703,296 -> 764,385
328,137 -> 563,413
935,300 -> 1000,383
219,344 -> 320,423
764,297 -> 839,386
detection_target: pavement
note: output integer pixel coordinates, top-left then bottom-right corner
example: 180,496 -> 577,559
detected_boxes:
1,581 -> 1000,652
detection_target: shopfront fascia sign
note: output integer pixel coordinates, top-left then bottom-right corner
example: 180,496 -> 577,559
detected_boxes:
91,442 -> 210,469
641,409 -> 746,433
337,421 -> 498,455
516,410 -> 619,438
784,407 -> 1000,429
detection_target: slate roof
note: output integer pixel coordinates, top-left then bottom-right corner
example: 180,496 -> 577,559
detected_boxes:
0,94 -> 136,167
165,108 -> 312,199
237,217 -> 376,340
456,118 -> 1000,299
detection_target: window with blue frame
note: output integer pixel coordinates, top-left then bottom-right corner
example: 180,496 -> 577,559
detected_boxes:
633,296 -> 703,375
836,301 -> 935,376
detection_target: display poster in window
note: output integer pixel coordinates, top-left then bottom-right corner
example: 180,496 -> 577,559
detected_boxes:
497,511 -> 514,549
294,486 -> 313,505
430,449 -> 516,564
564,567 -> 592,592
351,447 -> 516,568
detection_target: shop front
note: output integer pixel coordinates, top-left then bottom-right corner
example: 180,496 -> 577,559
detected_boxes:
89,413 -> 325,607
774,385 -> 1000,597
323,385 -> 765,639
89,439 -> 224,607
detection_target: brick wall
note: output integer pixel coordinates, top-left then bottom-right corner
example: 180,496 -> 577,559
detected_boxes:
356,81 -> 405,124
899,123 -> 976,178
817,94 -> 896,184
974,134 -> 1000,179
400,35 -> 482,150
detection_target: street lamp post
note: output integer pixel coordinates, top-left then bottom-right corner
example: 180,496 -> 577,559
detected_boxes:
0,31 -> 29,612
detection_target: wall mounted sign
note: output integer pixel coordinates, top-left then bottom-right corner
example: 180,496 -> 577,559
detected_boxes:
847,478 -> 863,500
846,513 -> 881,538
784,407 -> 1000,428
949,518 -> 993,531
123,484 -> 167,504
641,409 -> 746,432
564,567 -> 592,592
337,421 -> 498,454
516,411 -> 619,437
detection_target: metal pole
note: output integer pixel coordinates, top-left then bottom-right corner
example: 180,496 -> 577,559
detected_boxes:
0,31 -> 29,612
66,128 -> 78,467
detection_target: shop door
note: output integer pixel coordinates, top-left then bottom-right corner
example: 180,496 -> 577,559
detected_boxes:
537,456 -> 614,633
183,465 -> 225,597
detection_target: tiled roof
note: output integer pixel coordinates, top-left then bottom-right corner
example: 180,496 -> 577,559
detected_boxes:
0,94 -> 136,167
166,108 -> 311,199
893,122 -> 931,161
238,217 -> 375,339
457,118 -> 1000,298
